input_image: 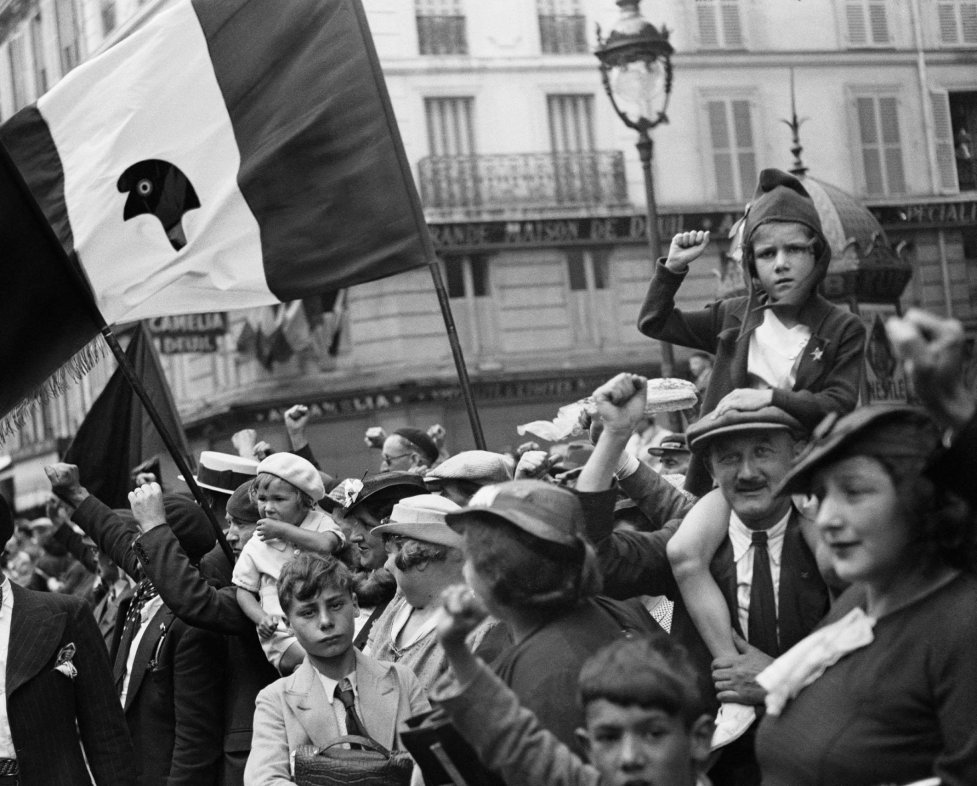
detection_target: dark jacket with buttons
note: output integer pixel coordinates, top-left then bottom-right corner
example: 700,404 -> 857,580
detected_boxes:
638,259 -> 866,495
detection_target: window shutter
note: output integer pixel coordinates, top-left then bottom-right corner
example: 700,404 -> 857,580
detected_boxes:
962,2 -> 977,42
846,1 -> 868,44
721,1 -> 743,46
708,100 -> 735,200
878,96 -> 905,193
868,2 -> 890,43
929,90 -> 959,193
732,100 -> 756,200
697,0 -> 720,47
937,2 -> 959,42
857,97 -> 885,194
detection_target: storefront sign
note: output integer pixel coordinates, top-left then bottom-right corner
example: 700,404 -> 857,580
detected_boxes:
870,200 -> 977,229
239,373 -> 614,426
147,313 -> 228,354
430,211 -> 742,253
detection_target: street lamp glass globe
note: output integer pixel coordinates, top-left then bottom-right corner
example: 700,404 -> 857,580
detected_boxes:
609,58 -> 668,127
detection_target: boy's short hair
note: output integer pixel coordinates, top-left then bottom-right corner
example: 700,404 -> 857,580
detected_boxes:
278,552 -> 354,614
578,635 -> 710,728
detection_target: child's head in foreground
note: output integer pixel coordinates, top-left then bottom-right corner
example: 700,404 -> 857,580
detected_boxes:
252,453 -> 326,527
278,553 -> 358,662
576,635 -> 714,786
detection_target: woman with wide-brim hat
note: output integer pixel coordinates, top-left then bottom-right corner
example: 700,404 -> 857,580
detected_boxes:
754,404 -> 977,785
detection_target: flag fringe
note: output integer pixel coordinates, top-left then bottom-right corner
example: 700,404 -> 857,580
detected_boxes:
0,335 -> 106,443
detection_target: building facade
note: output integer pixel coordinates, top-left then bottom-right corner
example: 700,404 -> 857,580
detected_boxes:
0,0 -> 974,507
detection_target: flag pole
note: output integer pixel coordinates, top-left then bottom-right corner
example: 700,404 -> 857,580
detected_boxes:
98,325 -> 235,565
351,0 -> 486,450
0,141 -> 234,565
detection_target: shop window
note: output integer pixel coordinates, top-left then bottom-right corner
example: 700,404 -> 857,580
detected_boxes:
446,256 -> 490,299
566,250 -> 609,291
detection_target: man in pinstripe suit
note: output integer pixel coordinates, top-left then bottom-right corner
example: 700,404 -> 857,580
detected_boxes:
0,495 -> 137,786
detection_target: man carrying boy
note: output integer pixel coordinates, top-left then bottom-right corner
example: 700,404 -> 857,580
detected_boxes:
430,585 -> 714,786
638,168 -> 865,496
244,553 -> 429,785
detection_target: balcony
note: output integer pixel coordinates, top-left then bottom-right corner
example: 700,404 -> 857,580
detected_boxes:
418,151 -> 629,216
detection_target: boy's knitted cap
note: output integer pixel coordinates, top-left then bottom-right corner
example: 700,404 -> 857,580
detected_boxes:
257,453 -> 325,501
742,168 -> 825,247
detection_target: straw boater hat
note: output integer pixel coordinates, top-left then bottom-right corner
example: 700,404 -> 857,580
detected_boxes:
180,451 -> 259,495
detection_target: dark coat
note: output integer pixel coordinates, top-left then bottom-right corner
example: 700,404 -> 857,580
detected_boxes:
71,496 -> 225,786
6,583 -> 137,786
637,260 -> 866,495
579,484 -> 830,696
131,523 -> 278,786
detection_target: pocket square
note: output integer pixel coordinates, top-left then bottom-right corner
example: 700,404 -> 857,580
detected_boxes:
54,642 -> 77,680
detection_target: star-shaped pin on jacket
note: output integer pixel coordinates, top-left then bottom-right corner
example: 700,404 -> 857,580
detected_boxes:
810,346 -> 824,362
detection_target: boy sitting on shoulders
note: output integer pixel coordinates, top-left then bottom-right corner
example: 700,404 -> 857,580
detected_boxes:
244,553 -> 429,785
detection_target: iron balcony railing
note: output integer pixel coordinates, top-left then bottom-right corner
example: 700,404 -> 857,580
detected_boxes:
418,151 -> 629,212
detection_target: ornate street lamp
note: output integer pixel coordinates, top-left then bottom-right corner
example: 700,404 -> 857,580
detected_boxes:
595,0 -> 679,418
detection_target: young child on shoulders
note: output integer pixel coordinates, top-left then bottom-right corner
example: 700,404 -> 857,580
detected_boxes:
234,452 -> 345,674
244,553 -> 428,785
639,169 -> 864,668
430,585 -> 714,786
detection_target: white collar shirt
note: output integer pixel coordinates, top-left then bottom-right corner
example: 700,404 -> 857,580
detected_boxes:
120,593 -> 165,706
315,669 -> 359,739
728,509 -> 790,642
0,578 -> 14,758
748,310 -> 811,390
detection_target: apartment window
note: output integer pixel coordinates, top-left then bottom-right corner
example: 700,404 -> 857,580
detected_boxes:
548,94 -> 595,152
855,94 -> 906,195
696,0 -> 744,49
706,98 -> 757,201
446,256 -> 490,298
935,90 -> 977,192
29,13 -> 46,95
101,0 -> 116,35
8,37 -> 28,111
937,1 -> 977,45
416,0 -> 467,55
54,0 -> 80,74
538,0 -> 587,54
425,96 -> 475,155
845,0 -> 891,46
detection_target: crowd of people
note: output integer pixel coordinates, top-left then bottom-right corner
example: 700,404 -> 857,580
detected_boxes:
1,168 -> 975,786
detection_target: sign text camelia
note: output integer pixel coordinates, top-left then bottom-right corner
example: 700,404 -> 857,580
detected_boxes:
147,312 -> 227,354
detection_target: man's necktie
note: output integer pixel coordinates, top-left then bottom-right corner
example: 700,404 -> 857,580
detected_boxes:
748,530 -> 779,656
112,578 -> 158,692
335,678 -> 367,739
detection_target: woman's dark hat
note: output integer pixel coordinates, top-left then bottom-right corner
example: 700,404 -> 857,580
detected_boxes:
777,405 -> 940,496
342,472 -> 427,517
226,480 -> 260,525
445,479 -> 583,549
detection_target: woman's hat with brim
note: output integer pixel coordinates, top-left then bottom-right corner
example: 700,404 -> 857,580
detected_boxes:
445,479 -> 583,549
647,434 -> 689,457
343,471 -> 428,517
777,405 -> 940,497
371,494 -> 463,548
180,451 -> 259,496
686,406 -> 807,456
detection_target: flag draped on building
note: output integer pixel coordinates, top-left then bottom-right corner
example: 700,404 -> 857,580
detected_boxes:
0,0 -> 428,431
63,323 -> 191,509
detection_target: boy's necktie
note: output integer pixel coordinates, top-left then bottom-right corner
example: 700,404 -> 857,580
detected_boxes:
335,678 -> 367,739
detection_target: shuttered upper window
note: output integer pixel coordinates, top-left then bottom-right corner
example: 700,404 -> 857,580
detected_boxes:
706,98 -> 757,202
547,95 -> 595,152
416,0 -> 468,55
8,37 -> 28,111
425,97 -> 475,156
54,0 -> 80,75
937,1 -> 977,45
30,13 -> 46,95
855,95 -> 906,195
845,0 -> 891,46
537,0 -> 587,54
696,0 -> 744,49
